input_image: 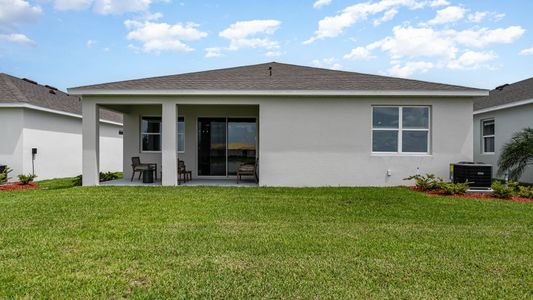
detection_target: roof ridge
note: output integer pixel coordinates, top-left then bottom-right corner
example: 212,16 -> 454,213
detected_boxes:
0,74 -> 29,103
493,76 -> 533,90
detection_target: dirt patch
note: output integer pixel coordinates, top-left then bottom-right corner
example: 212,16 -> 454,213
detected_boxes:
0,182 -> 38,192
408,186 -> 533,203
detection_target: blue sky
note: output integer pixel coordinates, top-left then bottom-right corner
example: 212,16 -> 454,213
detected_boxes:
1,0 -> 532,90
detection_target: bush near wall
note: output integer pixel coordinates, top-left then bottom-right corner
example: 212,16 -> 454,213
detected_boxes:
73,172 -> 123,186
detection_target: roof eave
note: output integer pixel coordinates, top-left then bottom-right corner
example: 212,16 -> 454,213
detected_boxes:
474,98 -> 533,114
67,88 -> 489,97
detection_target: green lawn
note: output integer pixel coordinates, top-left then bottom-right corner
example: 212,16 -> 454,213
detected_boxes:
0,179 -> 532,299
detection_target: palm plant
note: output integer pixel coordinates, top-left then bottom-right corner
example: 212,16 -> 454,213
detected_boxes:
497,128 -> 533,180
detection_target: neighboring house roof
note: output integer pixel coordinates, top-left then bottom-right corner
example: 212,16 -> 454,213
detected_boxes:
69,62 -> 486,96
474,77 -> 533,112
0,73 -> 122,123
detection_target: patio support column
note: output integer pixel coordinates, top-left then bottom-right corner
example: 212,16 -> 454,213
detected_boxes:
161,102 -> 178,186
82,100 -> 100,186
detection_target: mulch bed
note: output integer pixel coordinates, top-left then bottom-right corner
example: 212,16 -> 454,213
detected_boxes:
0,182 -> 38,192
408,186 -> 533,203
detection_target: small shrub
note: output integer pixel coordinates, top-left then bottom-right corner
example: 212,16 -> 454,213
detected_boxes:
73,175 -> 82,186
100,171 -> 120,182
18,174 -> 37,185
491,181 -> 517,198
0,166 -> 13,185
404,174 -> 443,191
439,181 -> 470,195
73,172 -> 122,186
517,186 -> 533,199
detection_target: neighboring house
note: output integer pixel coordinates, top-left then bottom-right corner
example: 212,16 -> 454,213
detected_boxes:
68,62 -> 488,187
0,73 -> 123,180
473,77 -> 533,183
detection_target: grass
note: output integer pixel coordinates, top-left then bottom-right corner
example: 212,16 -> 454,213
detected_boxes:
0,179 -> 532,299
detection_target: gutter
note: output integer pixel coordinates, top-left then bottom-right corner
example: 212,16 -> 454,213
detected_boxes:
0,103 -> 123,126
67,88 -> 489,97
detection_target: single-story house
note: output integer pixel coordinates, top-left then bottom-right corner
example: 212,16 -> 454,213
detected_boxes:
473,77 -> 533,183
68,62 -> 488,187
0,73 -> 123,180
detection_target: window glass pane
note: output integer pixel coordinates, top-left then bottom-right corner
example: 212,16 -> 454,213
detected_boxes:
482,120 -> 494,136
177,134 -> 185,152
228,118 -> 257,175
373,107 -> 399,128
141,117 -> 161,133
484,137 -> 495,153
142,134 -> 161,151
177,117 -> 185,133
403,107 -> 429,129
402,131 -> 428,153
373,130 -> 398,152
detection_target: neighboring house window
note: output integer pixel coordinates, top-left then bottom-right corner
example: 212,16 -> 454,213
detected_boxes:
482,119 -> 495,154
372,106 -> 430,153
140,116 -> 185,152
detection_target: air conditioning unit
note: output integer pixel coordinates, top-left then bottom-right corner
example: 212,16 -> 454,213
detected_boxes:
450,162 -> 492,189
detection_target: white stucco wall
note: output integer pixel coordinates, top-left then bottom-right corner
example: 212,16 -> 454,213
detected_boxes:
104,96 -> 473,186
259,98 -> 473,186
0,108 -> 24,179
473,103 -> 533,183
0,107 -> 123,180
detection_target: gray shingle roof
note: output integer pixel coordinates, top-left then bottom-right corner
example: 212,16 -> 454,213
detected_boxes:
0,73 -> 122,123
474,77 -> 533,111
70,62 -> 484,92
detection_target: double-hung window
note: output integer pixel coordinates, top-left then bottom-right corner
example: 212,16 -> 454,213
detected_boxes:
372,106 -> 430,154
481,119 -> 495,154
140,116 -> 185,152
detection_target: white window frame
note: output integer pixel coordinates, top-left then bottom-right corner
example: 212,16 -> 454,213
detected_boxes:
371,106 -> 431,155
140,116 -> 162,153
140,116 -> 185,153
177,116 -> 185,153
481,119 -> 495,154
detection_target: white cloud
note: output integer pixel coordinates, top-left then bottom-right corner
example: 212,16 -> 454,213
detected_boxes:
304,0 -> 432,44
365,25 -> 525,61
205,47 -> 222,58
467,11 -> 488,23
0,33 -> 35,45
447,50 -> 496,70
0,0 -> 41,25
125,20 -> 207,53
370,26 -> 458,60
427,6 -> 465,25
86,39 -> 97,48
53,0 -> 152,14
388,61 -> 434,77
93,0 -> 151,14
373,9 -> 398,26
519,47 -> 533,56
265,50 -> 282,57
430,0 -> 449,7
313,0 -> 332,9
352,23 -> 524,77
344,46 -> 375,60
311,57 -> 342,70
467,11 -> 505,23
454,26 -> 525,48
219,19 -> 281,50
54,0 -> 92,11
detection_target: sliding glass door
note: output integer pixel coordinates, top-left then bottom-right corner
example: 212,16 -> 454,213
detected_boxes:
198,117 -> 257,176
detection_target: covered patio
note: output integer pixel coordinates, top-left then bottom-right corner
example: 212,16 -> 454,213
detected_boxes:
82,99 -> 259,186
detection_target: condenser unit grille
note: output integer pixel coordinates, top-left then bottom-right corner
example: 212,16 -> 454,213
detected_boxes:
450,163 -> 492,189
